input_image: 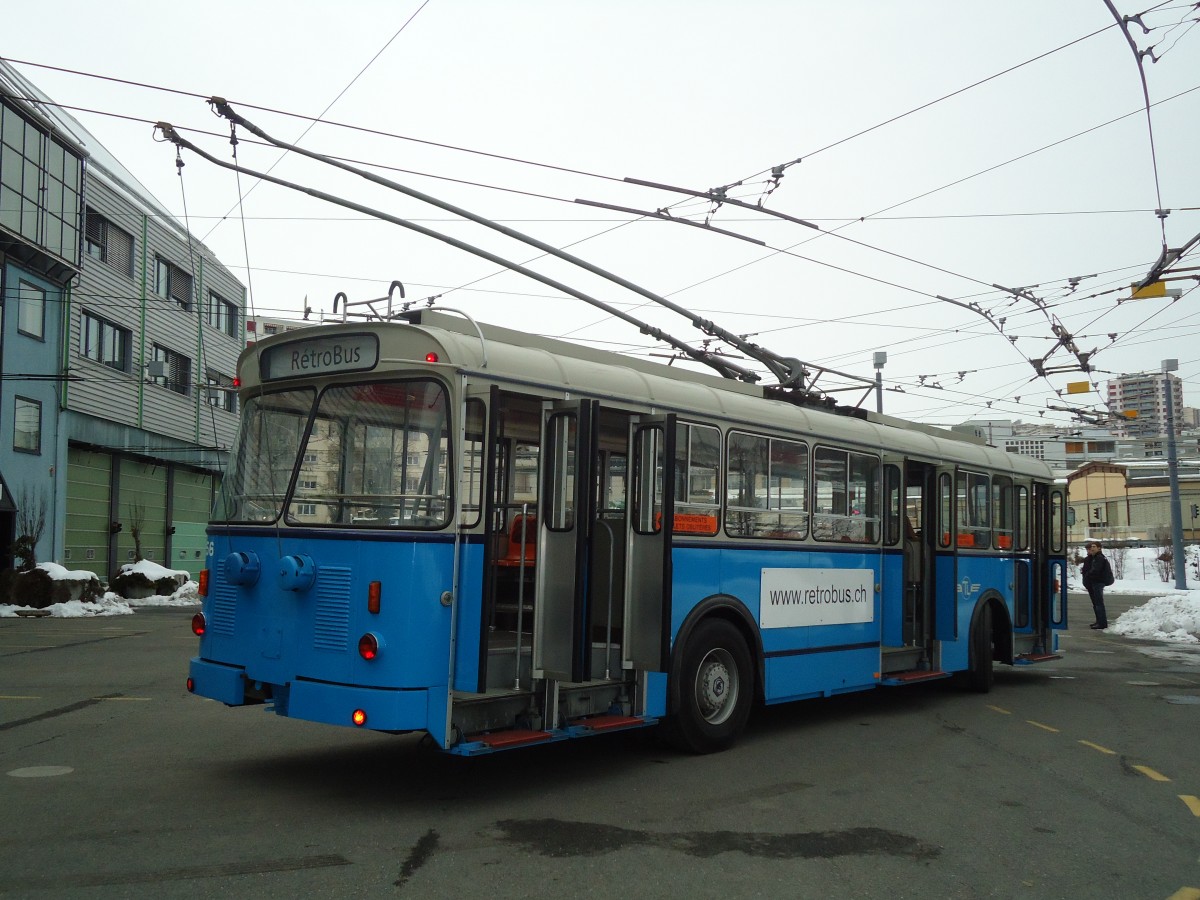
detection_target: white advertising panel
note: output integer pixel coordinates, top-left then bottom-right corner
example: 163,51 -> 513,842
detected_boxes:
760,568 -> 875,628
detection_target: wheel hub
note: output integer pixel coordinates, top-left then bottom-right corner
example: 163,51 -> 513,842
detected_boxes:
697,649 -> 738,723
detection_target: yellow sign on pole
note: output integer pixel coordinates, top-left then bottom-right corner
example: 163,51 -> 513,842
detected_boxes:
1066,381 -> 1090,395
1123,409 -> 1138,419
1131,281 -> 1167,299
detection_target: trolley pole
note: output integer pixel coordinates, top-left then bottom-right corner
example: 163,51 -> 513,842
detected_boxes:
1162,359 -> 1188,590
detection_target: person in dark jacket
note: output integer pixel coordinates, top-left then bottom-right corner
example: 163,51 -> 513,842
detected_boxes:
1080,540 -> 1114,630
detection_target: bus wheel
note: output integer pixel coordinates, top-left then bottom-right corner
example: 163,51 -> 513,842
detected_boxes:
966,602 -> 995,693
668,618 -> 752,754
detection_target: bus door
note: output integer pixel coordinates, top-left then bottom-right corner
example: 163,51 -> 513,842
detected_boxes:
901,461 -> 937,650
623,415 -> 675,673
534,399 -> 599,684
1030,482 -> 1064,645
1011,479 -> 1033,633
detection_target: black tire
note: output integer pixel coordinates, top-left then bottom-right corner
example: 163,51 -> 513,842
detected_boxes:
966,602 -> 995,693
665,618 -> 753,754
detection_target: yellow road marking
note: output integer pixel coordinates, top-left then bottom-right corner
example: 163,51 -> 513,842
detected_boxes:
1133,765 -> 1170,782
987,705 -> 1011,715
1178,796 -> 1200,817
1166,888 -> 1200,900
1026,720 -> 1059,733
1078,740 -> 1116,755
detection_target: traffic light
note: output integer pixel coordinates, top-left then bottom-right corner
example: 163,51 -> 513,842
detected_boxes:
1192,503 -> 1199,519
1092,506 -> 1101,521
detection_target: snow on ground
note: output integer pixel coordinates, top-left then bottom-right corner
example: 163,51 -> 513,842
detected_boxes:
1069,544 -> 1200,644
0,561 -> 199,618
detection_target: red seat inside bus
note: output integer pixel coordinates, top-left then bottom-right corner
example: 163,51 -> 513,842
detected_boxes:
496,514 -> 536,567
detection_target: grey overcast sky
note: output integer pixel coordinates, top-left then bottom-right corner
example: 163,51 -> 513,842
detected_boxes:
5,0 -> 1199,426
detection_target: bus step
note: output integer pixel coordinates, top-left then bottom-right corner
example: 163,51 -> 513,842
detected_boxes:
566,714 -> 654,736
881,670 -> 950,686
1013,653 -> 1062,666
472,728 -> 555,750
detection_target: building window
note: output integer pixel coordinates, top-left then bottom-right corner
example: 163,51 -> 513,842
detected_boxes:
206,290 -> 239,337
295,503 -> 316,516
84,210 -> 134,277
152,344 -> 192,395
154,256 -> 194,311
16,280 -> 45,339
0,99 -> 83,265
13,396 -> 41,453
80,310 -> 131,371
205,371 -> 237,413
263,324 -> 278,335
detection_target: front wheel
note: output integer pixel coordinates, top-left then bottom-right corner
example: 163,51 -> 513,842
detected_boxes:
665,618 -> 753,754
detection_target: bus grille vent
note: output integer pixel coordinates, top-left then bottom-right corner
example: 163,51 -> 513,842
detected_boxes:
314,567 -> 352,652
210,583 -> 236,636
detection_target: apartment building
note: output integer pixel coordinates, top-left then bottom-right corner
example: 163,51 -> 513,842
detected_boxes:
1107,371 -> 1185,438
1,61 -> 245,581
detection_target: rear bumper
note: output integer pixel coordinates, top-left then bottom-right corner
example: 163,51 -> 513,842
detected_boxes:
188,657 -> 433,732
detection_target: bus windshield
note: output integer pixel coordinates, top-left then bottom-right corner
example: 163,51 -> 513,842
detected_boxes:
214,379 -> 453,528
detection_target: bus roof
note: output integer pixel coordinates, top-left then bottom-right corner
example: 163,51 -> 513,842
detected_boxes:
240,310 -> 1055,481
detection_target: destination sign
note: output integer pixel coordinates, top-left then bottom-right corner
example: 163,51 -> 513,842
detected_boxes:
260,334 -> 379,381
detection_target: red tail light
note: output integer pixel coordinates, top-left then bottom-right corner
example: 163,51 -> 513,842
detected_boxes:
352,709 -> 367,726
367,581 -> 381,614
198,569 -> 210,597
358,633 -> 380,660
191,613 -> 206,636
186,677 -> 195,692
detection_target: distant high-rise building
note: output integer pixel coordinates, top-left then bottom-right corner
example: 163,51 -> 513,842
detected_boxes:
1107,371 -> 1183,438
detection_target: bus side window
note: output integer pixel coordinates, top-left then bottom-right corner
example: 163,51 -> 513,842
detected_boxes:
883,464 -> 901,546
956,470 -> 989,549
993,474 -> 1013,550
1050,489 -> 1065,553
938,472 -> 952,548
1014,485 -> 1028,551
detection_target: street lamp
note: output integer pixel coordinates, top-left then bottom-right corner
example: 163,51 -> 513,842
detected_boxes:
1162,359 -> 1187,590
873,352 -> 887,414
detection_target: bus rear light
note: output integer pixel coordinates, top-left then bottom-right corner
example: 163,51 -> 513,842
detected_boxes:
425,351 -> 439,363
352,709 -> 367,726
358,632 -> 380,660
198,569 -> 210,596
191,613 -> 206,636
367,581 -> 381,614
186,677 -> 195,692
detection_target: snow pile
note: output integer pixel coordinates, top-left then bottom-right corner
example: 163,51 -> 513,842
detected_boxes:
0,561 -> 199,618
1109,593 -> 1200,644
118,559 -> 190,582
123,580 -> 200,607
37,561 -> 98,582
3,595 -> 137,618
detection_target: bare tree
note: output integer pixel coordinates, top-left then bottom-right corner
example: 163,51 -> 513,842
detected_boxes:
127,502 -> 146,563
12,485 -> 47,572
1151,527 -> 1173,582
1109,546 -> 1127,580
